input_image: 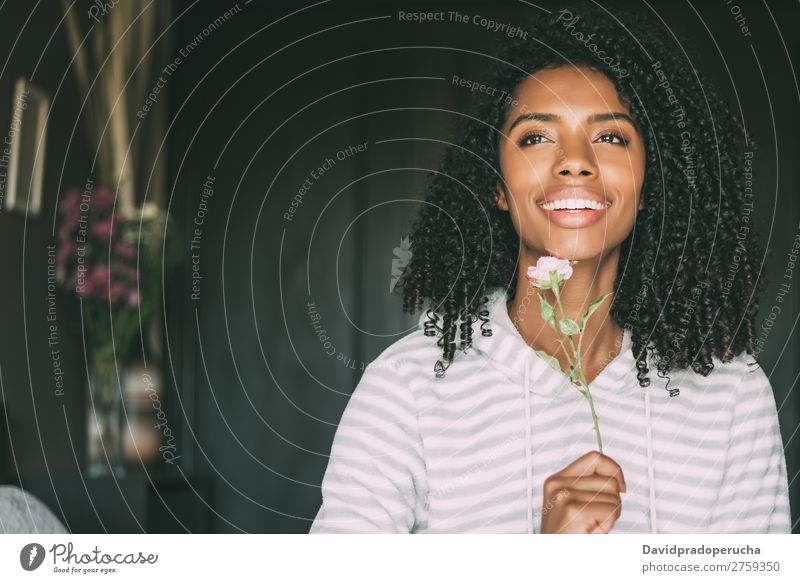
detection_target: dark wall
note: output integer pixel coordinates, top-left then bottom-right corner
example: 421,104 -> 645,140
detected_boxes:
0,3 -> 91,520
164,0 -> 800,533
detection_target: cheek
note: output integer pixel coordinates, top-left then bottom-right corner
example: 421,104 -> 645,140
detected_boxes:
598,153 -> 645,197
501,150 -> 549,193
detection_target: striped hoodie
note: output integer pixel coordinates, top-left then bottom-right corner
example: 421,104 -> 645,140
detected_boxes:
310,286 -> 792,533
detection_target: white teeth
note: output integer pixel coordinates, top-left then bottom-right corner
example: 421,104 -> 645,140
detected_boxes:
540,198 -> 609,211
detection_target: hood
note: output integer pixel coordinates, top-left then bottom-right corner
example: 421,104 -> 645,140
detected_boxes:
419,286 -> 659,534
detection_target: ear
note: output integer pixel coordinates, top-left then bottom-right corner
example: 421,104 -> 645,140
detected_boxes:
495,181 -> 509,211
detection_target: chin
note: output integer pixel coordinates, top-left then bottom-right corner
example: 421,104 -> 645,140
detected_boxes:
538,237 -> 620,262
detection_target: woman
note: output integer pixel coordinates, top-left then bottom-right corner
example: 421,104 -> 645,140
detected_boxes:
310,4 -> 792,533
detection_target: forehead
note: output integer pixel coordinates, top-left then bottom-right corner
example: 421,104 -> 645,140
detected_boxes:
510,66 -> 628,117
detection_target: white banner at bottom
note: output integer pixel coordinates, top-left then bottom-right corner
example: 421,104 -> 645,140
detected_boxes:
0,534 -> 798,582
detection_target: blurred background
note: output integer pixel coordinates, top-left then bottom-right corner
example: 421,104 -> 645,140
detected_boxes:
0,0 -> 798,533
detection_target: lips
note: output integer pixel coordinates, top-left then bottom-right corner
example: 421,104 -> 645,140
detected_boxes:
538,187 -> 611,208
537,187 -> 611,229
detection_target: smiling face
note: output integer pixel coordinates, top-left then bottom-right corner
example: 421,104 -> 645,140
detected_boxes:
495,66 -> 646,262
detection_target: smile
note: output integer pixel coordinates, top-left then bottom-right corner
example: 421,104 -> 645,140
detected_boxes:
537,192 -> 612,228
539,198 -> 610,211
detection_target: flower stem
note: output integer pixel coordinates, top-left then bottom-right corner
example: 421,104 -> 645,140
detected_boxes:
544,286 -> 576,372
579,375 -> 603,454
552,283 -> 579,359
551,275 -> 603,454
550,282 -> 581,382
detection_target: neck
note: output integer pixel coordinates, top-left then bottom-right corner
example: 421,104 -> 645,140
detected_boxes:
507,247 -> 623,377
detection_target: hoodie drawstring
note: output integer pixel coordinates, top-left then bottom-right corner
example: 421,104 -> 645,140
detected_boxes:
644,388 -> 658,534
524,360 -> 533,534
519,329 -> 655,535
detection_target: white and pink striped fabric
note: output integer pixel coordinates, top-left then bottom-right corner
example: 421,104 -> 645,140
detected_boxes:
310,287 -> 792,534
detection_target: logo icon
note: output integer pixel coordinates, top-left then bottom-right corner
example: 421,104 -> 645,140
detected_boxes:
20,543 -> 46,571
389,235 -> 412,293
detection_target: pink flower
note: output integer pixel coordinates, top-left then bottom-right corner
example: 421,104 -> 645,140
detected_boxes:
58,207 -> 81,237
127,289 -> 140,308
112,263 -> 138,282
88,264 -> 110,283
57,223 -> 75,243
114,242 -> 136,260
92,186 -> 115,214
58,187 -> 81,215
83,264 -> 110,298
75,278 -> 89,298
91,218 -> 117,244
527,256 -> 574,288
57,189 -> 83,241
108,282 -> 127,306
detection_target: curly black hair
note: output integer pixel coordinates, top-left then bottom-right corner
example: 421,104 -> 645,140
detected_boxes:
398,3 -> 767,391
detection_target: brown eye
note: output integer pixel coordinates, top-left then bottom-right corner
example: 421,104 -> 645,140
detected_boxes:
518,132 -> 551,146
596,132 -> 629,146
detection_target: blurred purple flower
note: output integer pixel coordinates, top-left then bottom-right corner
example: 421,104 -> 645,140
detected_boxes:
83,264 -> 110,299
108,281 -> 127,307
75,277 -> 89,299
90,217 -> 118,245
111,263 -> 138,283
58,208 -> 81,238
54,183 -> 169,365
92,186 -> 115,214
127,289 -> 140,308
114,242 -> 136,260
58,187 -> 81,215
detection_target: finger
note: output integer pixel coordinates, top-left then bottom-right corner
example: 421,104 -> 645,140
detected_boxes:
558,451 -> 627,493
549,474 -> 624,495
589,502 -> 622,534
562,489 -> 621,508
556,498 -> 620,534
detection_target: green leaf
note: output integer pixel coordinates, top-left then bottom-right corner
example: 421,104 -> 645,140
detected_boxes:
569,368 -> 582,382
581,293 -> 611,330
559,318 -> 580,335
535,350 -> 563,373
538,296 -> 556,329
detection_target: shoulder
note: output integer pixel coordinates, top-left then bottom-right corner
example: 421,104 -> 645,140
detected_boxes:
333,328 -> 445,443
341,327 -> 440,416
715,352 -> 772,397
697,351 -> 777,416
362,326 -> 443,384
661,351 -> 773,415
728,355 -> 781,423
676,350 -> 768,393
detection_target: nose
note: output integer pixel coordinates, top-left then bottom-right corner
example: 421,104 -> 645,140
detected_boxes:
553,136 -> 598,178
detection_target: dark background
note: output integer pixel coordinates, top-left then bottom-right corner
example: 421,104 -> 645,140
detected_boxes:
1,0 -> 798,533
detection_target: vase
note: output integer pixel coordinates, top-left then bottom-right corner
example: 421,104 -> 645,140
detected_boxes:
120,359 -> 162,466
86,358 -> 125,476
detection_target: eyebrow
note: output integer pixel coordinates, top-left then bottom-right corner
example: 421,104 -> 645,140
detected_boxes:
506,111 -> 637,133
